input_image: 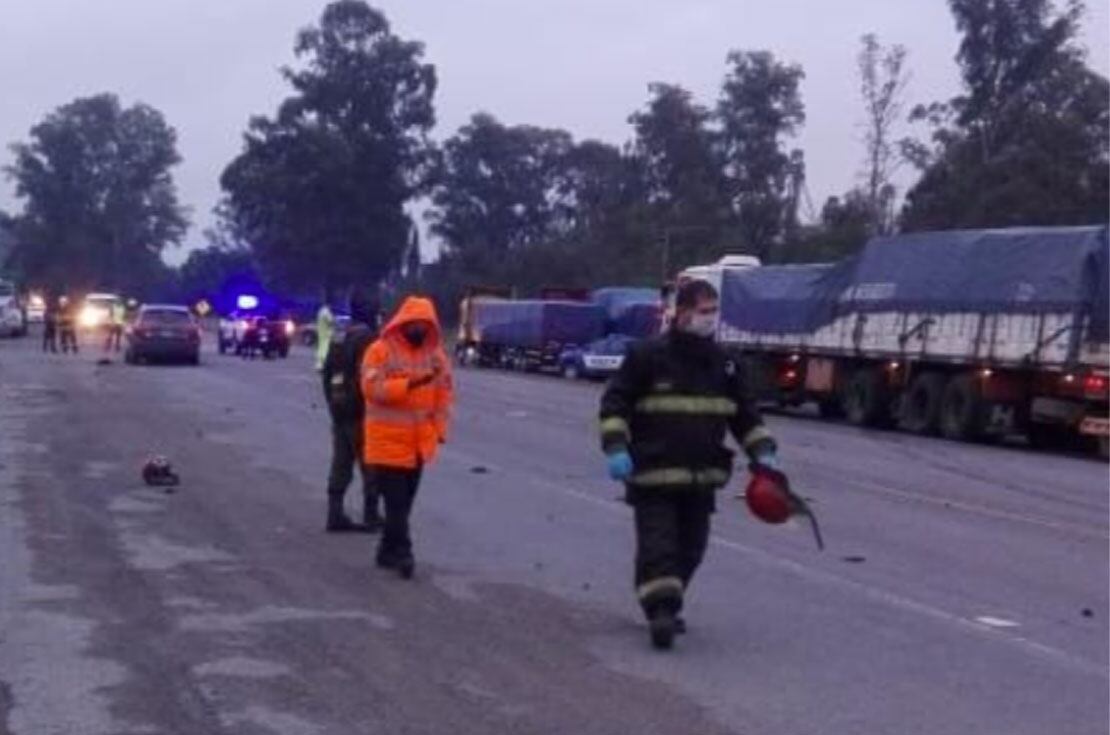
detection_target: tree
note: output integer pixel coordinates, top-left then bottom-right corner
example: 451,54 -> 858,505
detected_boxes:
178,243 -> 258,302
628,83 -> 730,274
858,34 -> 909,235
428,112 -> 574,267
716,51 -> 806,260
220,0 -> 436,296
780,191 -> 872,263
4,93 -> 187,292
901,0 -> 1108,229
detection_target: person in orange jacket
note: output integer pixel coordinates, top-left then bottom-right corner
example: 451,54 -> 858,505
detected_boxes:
360,296 -> 453,579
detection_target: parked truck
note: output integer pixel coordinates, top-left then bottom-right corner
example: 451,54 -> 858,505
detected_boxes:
458,296 -> 605,371
675,226 -> 1110,456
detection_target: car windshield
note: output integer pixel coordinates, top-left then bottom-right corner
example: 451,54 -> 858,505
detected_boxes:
140,310 -> 192,326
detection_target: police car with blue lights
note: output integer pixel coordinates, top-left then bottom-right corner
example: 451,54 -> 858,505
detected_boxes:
217,294 -> 294,359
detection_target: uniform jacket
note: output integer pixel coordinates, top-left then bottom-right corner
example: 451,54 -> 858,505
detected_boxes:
599,330 -> 774,493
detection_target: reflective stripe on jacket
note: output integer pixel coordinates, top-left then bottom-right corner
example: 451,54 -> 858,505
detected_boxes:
598,330 -> 774,492
360,296 -> 453,469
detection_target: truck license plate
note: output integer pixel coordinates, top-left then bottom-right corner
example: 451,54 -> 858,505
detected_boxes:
1079,416 -> 1110,436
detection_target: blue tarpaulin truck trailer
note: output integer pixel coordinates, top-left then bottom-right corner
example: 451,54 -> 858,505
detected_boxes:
460,298 -> 606,371
678,226 -> 1110,455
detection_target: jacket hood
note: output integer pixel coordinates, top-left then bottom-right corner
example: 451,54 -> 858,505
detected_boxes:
382,296 -> 441,343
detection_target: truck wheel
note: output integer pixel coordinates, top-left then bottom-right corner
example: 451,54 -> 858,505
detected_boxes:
817,396 -> 845,419
843,369 -> 892,427
900,373 -> 946,435
940,374 -> 987,441
1027,423 -> 1070,451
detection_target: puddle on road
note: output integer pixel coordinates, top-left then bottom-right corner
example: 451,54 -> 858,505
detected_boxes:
194,656 -> 293,680
82,460 -> 119,480
223,705 -> 323,735
109,494 -> 164,515
118,530 -> 236,572
432,573 -> 482,602
180,605 -> 392,634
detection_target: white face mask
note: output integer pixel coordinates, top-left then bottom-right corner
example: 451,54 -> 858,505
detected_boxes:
683,312 -> 717,338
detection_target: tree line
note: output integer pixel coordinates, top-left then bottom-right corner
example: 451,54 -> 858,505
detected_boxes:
2,0 -> 1106,316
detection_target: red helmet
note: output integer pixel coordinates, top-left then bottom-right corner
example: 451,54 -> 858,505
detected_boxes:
745,465 -> 794,524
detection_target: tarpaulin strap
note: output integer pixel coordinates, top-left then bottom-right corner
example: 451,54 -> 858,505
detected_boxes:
637,576 -> 684,601
635,395 -> 738,416
741,425 -> 774,449
629,467 -> 730,487
599,416 -> 630,441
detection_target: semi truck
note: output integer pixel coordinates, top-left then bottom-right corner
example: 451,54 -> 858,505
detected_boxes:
675,226 -> 1110,456
457,296 -> 606,371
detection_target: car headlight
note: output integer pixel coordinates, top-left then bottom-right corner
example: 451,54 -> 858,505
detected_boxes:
284,320 -> 295,336
79,307 -> 101,328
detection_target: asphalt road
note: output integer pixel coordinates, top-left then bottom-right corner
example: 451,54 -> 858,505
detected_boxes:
1,332 -> 1107,735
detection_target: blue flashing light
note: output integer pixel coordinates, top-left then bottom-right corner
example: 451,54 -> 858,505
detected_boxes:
237,294 -> 260,310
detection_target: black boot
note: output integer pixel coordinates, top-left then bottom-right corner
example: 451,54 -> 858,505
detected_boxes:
326,496 -> 360,532
649,610 -> 677,650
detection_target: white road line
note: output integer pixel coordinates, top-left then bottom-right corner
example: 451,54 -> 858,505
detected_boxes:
439,446 -> 1107,680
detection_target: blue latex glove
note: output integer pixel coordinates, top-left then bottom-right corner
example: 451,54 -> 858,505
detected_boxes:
606,450 -> 634,481
753,449 -> 780,471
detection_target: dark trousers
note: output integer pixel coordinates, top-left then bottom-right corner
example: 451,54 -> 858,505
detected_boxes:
60,327 -> 78,353
633,491 -> 713,618
104,325 -> 122,352
374,465 -> 423,564
42,324 -> 57,352
326,420 -> 379,514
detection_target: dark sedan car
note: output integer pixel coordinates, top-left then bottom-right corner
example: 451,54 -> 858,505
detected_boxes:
125,305 -> 201,365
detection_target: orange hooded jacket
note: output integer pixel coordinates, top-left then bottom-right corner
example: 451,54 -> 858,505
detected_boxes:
360,296 -> 453,469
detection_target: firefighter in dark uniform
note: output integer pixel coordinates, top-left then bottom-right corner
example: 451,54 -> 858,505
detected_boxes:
599,279 -> 780,650
321,290 -> 382,532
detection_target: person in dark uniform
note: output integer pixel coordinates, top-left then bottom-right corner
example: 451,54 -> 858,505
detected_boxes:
321,291 -> 382,532
598,279 -> 782,650
42,293 -> 58,353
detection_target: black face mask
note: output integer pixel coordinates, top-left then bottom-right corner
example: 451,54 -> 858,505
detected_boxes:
402,324 -> 428,346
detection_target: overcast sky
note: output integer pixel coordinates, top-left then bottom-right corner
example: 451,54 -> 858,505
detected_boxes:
2,0 -> 1107,264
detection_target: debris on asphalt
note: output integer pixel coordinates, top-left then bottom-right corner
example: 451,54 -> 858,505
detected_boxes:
470,466 -> 489,474
96,358 -> 113,366
1081,608 -> 1094,618
142,455 -> 181,489
842,555 -> 866,564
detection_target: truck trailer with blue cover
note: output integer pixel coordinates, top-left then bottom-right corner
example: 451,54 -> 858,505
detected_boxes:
461,298 -> 606,370
681,226 -> 1110,454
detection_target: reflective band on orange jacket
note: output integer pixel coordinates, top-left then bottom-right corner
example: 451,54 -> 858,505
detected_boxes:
360,296 -> 453,469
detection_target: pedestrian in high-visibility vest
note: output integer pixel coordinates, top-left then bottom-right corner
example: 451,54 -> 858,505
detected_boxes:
360,296 -> 453,579
104,300 -> 125,353
314,303 -> 335,372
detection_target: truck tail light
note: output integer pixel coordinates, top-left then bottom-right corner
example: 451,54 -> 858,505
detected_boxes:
1084,374 -> 1108,399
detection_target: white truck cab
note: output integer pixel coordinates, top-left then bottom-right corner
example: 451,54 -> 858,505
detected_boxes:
664,255 -> 761,334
